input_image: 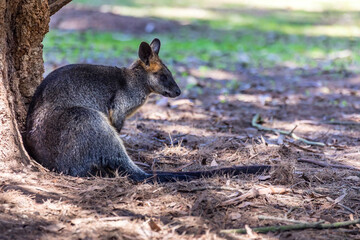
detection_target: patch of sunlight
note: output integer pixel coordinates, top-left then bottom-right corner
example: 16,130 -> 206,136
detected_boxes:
100,5 -> 219,21
307,50 -> 326,59
189,68 -> 238,81
208,13 -> 358,38
220,0 -> 360,12
227,14 -> 255,26
161,124 -> 213,137
75,0 -> 360,13
234,94 -> 259,104
328,50 -> 352,60
250,20 -> 360,38
161,123 -> 253,139
246,18 -> 360,38
98,3 -> 360,38
304,25 -> 360,37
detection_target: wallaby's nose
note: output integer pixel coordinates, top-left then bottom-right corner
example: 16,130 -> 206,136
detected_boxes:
175,89 -> 181,96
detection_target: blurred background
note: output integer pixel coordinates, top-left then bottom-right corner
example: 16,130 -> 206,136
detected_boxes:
45,0 -> 360,73
44,0 -> 360,108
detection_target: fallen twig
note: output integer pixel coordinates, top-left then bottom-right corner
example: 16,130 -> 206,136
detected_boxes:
178,186 -> 242,193
134,161 -> 151,168
245,224 -> 259,238
319,121 -> 360,126
221,186 -> 290,206
350,214 -> 360,228
290,180 -> 310,189
327,195 -> 356,215
220,218 -> 360,234
71,216 -> 134,225
258,215 -> 308,224
286,141 -> 323,154
298,158 -> 360,171
251,114 -> 325,147
289,125 -> 298,135
174,161 -> 195,172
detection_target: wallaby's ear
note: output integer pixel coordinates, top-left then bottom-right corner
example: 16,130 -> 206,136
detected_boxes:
138,42 -> 152,65
150,38 -> 161,55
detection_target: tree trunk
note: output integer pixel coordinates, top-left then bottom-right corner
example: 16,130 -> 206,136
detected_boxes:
0,0 -> 70,169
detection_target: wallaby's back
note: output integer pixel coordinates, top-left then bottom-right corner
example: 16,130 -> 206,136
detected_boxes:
28,64 -> 123,113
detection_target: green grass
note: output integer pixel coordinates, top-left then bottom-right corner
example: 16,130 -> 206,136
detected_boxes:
43,0 -> 360,72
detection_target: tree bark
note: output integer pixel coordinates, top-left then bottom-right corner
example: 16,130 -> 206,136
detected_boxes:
0,0 -> 53,167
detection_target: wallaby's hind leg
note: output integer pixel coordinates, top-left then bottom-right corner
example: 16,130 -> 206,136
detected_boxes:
50,107 -> 148,181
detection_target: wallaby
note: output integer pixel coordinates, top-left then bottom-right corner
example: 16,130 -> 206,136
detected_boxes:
25,38 -> 271,183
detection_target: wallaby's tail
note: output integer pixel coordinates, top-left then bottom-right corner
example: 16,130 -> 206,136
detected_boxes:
144,165 -> 271,183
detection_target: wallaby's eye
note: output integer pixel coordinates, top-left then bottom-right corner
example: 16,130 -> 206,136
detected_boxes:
160,74 -> 167,82
153,72 -> 167,82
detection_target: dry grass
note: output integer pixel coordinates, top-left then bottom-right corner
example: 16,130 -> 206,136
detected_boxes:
1,112 -> 359,239
2,63 -> 360,240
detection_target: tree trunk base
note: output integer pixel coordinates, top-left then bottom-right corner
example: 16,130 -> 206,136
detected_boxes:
0,0 -> 50,167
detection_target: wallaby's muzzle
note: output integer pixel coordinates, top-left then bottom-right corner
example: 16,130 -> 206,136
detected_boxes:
148,73 -> 181,98
163,88 -> 181,98
173,87 -> 181,97
162,78 -> 181,98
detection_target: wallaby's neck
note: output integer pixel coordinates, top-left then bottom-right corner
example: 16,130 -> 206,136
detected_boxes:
126,60 -> 152,96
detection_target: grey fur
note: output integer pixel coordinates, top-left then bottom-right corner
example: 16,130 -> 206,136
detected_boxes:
25,39 -> 180,182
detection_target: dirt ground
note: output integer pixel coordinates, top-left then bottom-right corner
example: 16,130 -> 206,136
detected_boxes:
1,6 -> 360,240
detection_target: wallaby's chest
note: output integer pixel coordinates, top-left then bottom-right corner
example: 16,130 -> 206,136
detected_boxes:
125,94 -> 148,118
110,88 -> 148,120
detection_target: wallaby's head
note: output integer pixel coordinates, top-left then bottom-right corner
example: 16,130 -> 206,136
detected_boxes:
137,38 -> 181,98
